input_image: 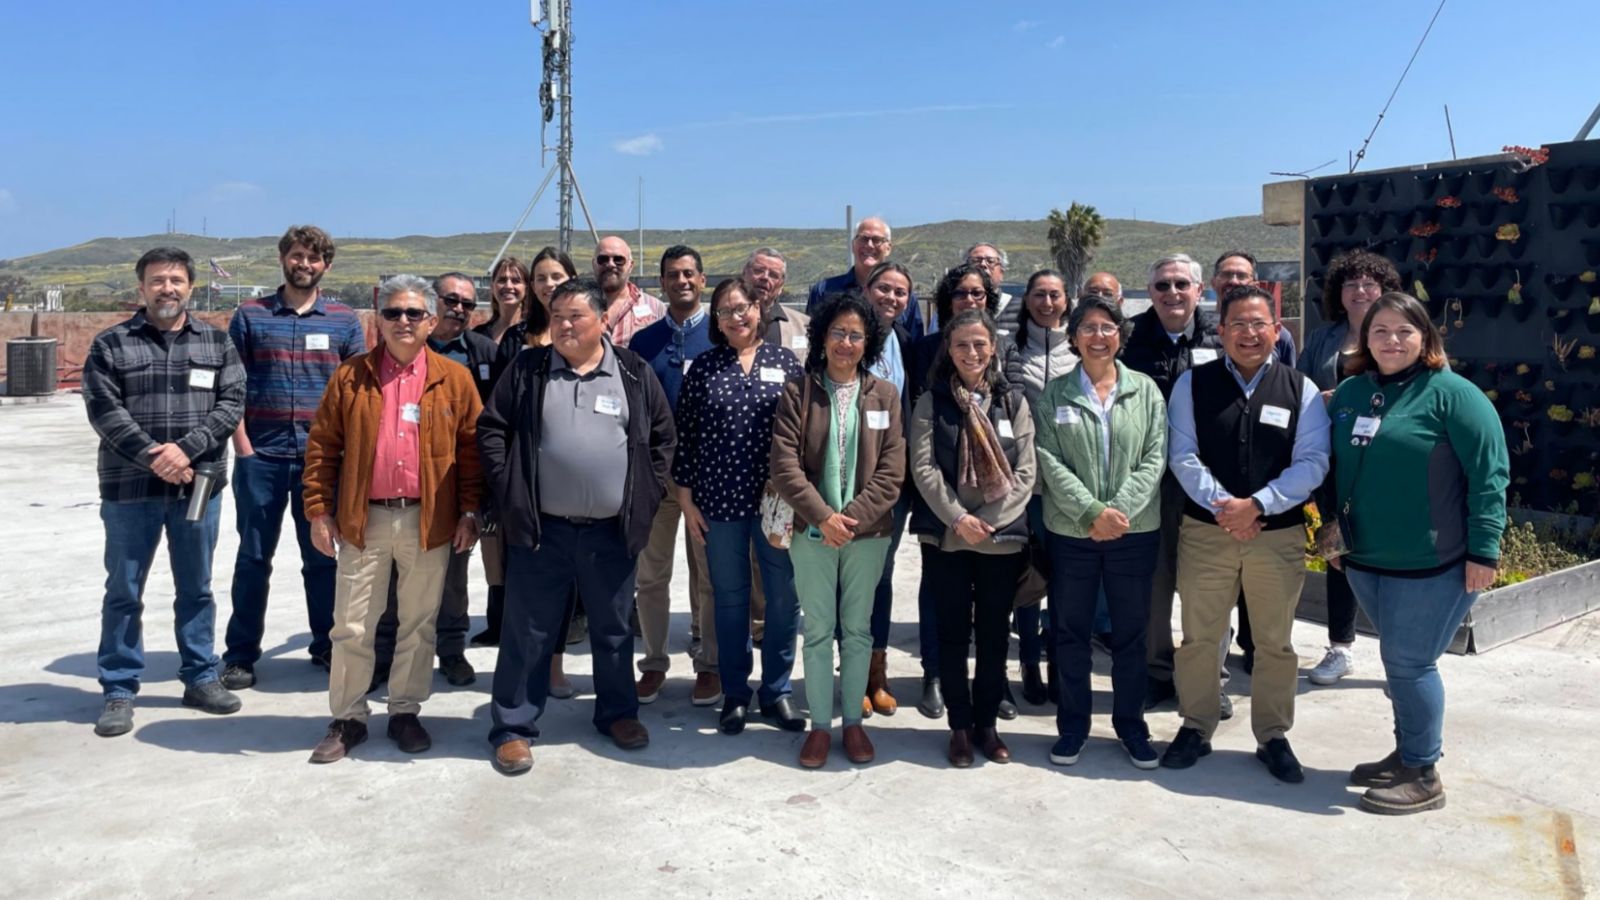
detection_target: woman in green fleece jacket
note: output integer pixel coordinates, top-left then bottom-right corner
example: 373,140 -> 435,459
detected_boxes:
1329,292 -> 1509,817
1032,295 -> 1168,770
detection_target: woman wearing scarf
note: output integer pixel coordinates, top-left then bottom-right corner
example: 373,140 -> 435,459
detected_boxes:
908,309 -> 1037,767
769,292 -> 906,768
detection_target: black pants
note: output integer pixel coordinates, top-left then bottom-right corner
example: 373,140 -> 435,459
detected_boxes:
924,544 -> 1025,731
489,517 -> 638,744
1048,530 -> 1158,741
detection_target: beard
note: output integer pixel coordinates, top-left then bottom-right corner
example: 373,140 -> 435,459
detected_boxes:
149,296 -> 186,321
284,266 -> 324,290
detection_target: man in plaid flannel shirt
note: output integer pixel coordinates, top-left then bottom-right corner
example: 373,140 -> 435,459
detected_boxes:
82,247 -> 247,737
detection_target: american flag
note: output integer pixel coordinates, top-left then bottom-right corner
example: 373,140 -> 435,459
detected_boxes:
209,258 -> 233,279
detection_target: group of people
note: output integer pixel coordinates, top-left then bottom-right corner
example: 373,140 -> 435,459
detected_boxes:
81,219 -> 1508,817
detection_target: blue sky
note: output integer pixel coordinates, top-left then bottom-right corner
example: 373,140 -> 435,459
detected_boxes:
0,0 -> 1592,258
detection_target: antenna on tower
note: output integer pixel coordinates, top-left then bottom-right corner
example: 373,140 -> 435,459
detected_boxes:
490,0 -> 598,276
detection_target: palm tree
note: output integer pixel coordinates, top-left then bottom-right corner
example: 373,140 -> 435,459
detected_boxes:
1046,202 -> 1107,297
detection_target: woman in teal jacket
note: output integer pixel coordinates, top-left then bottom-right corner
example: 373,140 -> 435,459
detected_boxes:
1033,295 -> 1167,770
1329,292 -> 1509,816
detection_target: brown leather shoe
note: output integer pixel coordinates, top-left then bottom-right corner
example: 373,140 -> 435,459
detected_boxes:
387,713 -> 431,753
975,726 -> 1010,764
691,672 -> 723,707
636,670 -> 666,704
493,738 -> 533,774
948,728 -> 975,768
309,719 -> 367,764
799,728 -> 831,769
867,649 -> 897,715
842,724 -> 875,764
608,718 -> 650,750
861,696 -> 874,719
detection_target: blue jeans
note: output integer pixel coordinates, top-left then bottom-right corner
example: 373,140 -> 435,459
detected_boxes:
1047,530 -> 1159,741
224,453 -> 337,665
704,517 -> 799,707
98,495 -> 223,698
867,495 -> 911,650
489,518 -> 639,745
1346,563 -> 1477,767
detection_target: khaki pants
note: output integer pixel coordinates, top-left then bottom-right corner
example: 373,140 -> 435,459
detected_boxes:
1174,517 -> 1304,743
635,476 -> 716,674
328,505 -> 450,722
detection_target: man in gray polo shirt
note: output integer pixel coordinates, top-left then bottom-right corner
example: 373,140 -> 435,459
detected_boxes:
479,278 -> 677,773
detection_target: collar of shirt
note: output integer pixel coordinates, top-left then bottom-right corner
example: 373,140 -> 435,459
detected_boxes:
380,346 -> 426,383
1163,314 -> 1196,344
130,310 -> 200,337
666,307 -> 707,332
428,334 -> 469,355
1223,353 -> 1273,395
271,289 -> 326,317
551,341 -> 617,378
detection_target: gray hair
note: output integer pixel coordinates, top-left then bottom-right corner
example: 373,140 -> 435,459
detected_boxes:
549,277 -> 608,318
377,274 -> 437,315
1148,253 -> 1203,285
855,217 -> 891,241
432,271 -> 475,297
744,247 -> 787,269
965,242 -> 1008,267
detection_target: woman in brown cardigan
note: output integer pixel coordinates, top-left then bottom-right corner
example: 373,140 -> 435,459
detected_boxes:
769,292 -> 906,769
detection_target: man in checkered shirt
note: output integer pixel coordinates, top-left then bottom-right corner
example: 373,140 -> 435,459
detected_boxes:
82,247 -> 247,737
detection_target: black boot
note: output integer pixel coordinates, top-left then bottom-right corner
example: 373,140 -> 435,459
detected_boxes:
471,585 -> 505,647
1021,663 -> 1047,706
917,675 -> 945,719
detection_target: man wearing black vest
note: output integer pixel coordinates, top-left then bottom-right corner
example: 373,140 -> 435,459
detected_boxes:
1158,285 -> 1329,782
1121,254 -> 1226,713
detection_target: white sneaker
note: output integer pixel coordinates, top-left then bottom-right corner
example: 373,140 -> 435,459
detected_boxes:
1308,645 -> 1354,685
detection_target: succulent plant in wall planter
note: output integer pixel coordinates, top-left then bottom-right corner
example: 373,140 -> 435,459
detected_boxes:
1578,345 -> 1598,371
1550,307 -> 1577,335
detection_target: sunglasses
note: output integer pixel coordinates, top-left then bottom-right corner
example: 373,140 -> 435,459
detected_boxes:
380,307 -> 430,322
440,295 -> 477,310
1152,279 -> 1194,293
595,254 -> 628,266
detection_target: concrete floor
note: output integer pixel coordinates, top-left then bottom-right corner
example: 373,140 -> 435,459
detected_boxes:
2,394 -> 1596,898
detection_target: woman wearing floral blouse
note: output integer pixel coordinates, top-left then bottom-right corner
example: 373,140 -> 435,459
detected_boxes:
676,279 -> 806,738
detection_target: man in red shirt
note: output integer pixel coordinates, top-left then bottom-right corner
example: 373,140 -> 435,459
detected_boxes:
302,274 -> 484,763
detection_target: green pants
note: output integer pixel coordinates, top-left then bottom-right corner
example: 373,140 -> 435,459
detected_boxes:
790,533 -> 892,729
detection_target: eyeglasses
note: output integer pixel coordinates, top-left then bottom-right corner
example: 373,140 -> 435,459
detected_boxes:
380,307 -> 430,322
967,256 -> 1002,268
594,254 -> 628,267
952,288 -> 988,300
1225,320 -> 1275,334
440,295 -> 477,310
827,328 -> 867,344
1076,323 -> 1121,337
714,303 -> 755,320
1152,279 -> 1194,293
1341,279 -> 1384,294
854,235 -> 889,247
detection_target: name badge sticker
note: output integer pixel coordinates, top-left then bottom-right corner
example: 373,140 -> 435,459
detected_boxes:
1260,405 -> 1292,428
188,368 -> 217,390
305,333 -> 330,351
478,363 -> 491,380
791,335 -> 809,352
1353,416 -> 1381,439
866,410 -> 890,430
632,302 -> 653,319
595,394 -> 623,417
401,403 -> 421,424
759,366 -> 785,384
997,419 -> 1014,439
1191,348 -> 1219,365
1055,406 -> 1079,425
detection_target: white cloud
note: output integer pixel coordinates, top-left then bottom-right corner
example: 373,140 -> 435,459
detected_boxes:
1013,19 -> 1040,32
1046,35 -> 1065,50
613,133 -> 664,156
0,189 -> 15,214
204,180 -> 262,202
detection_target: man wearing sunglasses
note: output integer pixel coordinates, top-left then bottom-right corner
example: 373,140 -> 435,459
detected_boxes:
593,235 -> 664,349
964,242 -> 1019,336
370,272 -> 497,689
302,275 -> 484,763
806,217 -> 925,340
221,225 -> 367,691
1122,253 -> 1230,717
